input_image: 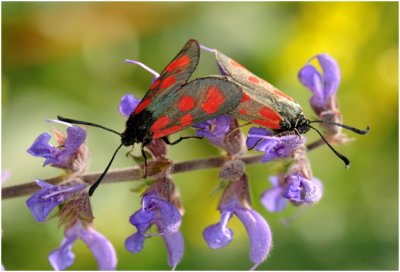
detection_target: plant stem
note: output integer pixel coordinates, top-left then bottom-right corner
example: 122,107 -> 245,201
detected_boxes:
1,154 -> 263,199
1,138 -> 325,200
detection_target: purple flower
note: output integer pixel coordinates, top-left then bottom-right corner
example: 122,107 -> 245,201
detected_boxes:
27,126 -> 86,169
298,54 -> 341,112
283,174 -> 323,205
203,197 -> 272,270
194,115 -> 232,147
125,191 -> 183,269
260,176 -> 287,213
246,127 -> 304,162
48,219 -> 116,270
119,94 -> 141,117
26,180 -> 86,222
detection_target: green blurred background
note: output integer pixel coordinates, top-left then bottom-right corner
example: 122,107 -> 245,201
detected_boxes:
2,2 -> 398,270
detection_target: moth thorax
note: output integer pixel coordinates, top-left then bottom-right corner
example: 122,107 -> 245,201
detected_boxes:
121,130 -> 137,146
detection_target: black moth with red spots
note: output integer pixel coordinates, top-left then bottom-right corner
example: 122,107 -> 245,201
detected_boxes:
206,46 -> 369,168
58,39 -> 244,196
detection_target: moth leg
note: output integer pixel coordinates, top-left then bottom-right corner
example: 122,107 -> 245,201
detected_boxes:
141,140 -> 151,178
125,145 -> 135,157
162,136 -> 203,146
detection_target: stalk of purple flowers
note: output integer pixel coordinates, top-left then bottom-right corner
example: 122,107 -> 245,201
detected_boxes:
26,124 -> 117,270
298,53 -> 351,144
125,177 -> 184,270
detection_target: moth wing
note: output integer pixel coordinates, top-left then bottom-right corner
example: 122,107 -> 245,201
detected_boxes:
215,51 -> 306,130
133,39 -> 200,114
149,76 -> 243,139
215,50 -> 295,102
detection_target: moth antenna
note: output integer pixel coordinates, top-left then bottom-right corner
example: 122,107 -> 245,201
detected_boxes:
57,116 -> 121,136
89,143 -> 123,196
308,125 -> 350,168
124,59 -> 160,79
309,120 -> 370,135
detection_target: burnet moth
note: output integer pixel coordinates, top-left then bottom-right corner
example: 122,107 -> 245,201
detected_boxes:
200,45 -> 369,167
58,39 -> 244,196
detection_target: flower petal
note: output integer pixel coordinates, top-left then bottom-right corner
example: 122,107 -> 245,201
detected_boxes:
27,127 -> 86,168
162,231 -> 184,269
79,224 -> 117,270
119,94 -> 141,117
129,209 -> 153,233
203,223 -> 233,249
246,128 -> 304,162
48,236 -> 77,270
283,174 -> 324,205
298,64 -> 324,106
27,133 -> 58,166
63,127 -> 86,156
261,186 -> 287,213
316,54 -> 341,99
26,180 -> 86,222
234,208 -> 272,269
203,211 -> 233,249
143,193 -> 181,234
125,232 -> 146,254
194,115 -> 231,147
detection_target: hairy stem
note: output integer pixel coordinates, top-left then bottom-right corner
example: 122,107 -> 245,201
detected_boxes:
2,139 -> 325,200
2,154 -> 263,199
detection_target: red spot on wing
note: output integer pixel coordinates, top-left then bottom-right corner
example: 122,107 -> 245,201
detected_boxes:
248,76 -> 260,84
153,125 -> 181,139
201,86 -> 225,114
160,76 -> 176,89
150,116 -> 170,133
273,89 -> 293,101
239,109 -> 247,115
251,106 -> 282,129
180,114 -> 193,126
252,119 -> 281,129
230,59 -> 244,68
166,55 -> 190,73
241,93 -> 250,102
149,79 -> 160,90
134,98 -> 152,114
178,95 -> 195,112
260,106 -> 281,121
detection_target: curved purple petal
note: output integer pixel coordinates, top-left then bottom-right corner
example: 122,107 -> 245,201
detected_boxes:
143,193 -> 181,234
203,223 -> 233,249
246,127 -> 273,149
119,94 -> 141,117
48,236 -> 77,270
27,133 -> 58,166
316,54 -> 341,99
246,128 -> 304,162
194,115 -> 231,147
129,209 -> 153,233
26,180 -> 86,222
261,186 -> 287,213
299,54 -> 341,110
298,64 -> 324,105
125,232 -> 146,254
283,174 -> 323,204
63,127 -> 86,155
27,127 -> 86,168
162,231 -> 184,269
234,208 -> 272,269
79,225 -> 117,270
